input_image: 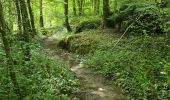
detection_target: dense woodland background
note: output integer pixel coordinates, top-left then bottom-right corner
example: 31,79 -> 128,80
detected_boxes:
0,0 -> 170,100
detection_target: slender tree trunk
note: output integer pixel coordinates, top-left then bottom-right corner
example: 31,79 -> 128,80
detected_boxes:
94,0 -> 101,15
39,0 -> 44,28
0,1 -> 22,99
94,0 -> 97,14
77,0 -> 83,16
77,0 -> 81,16
27,0 -> 36,35
14,0 -> 22,32
8,2 -> 13,31
96,0 -> 100,14
18,0 -> 31,61
91,0 -> 94,10
73,0 -> 77,16
103,0 -> 110,27
64,0 -> 72,32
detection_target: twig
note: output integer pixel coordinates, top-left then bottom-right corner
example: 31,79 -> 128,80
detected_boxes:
113,22 -> 134,48
113,15 -> 141,48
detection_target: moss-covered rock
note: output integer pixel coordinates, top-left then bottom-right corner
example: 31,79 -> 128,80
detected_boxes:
74,19 -> 101,34
57,29 -> 117,55
58,34 -> 97,55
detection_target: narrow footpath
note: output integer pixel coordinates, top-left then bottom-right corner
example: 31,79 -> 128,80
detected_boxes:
42,33 -> 126,100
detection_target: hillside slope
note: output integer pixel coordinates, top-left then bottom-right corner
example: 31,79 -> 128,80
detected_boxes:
55,29 -> 170,99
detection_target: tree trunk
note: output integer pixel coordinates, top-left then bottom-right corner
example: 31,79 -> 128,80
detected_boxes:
96,0 -> 100,15
103,0 -> 110,27
18,0 -> 31,61
94,0 -> 96,14
8,2 -> 13,31
14,0 -> 22,32
0,1 -> 22,99
94,0 -> 101,15
91,0 -> 94,10
72,0 -> 77,16
64,0 -> 72,32
39,0 -> 44,28
77,0 -> 83,16
27,0 -> 36,35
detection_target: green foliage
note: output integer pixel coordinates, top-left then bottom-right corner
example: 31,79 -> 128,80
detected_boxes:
1,0 -> 170,99
0,41 -> 79,99
73,19 -> 101,34
40,28 -> 48,35
83,33 -> 170,99
55,29 -> 169,99
56,29 -> 117,55
157,0 -> 170,8
110,0 -> 170,35
58,33 -> 97,55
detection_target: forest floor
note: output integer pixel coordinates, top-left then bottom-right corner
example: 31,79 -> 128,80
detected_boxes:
42,32 -> 126,100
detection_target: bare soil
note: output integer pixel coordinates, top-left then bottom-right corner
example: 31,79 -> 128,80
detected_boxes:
42,33 -> 126,100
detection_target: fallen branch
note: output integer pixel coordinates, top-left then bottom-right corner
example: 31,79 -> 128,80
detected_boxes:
113,22 -> 134,48
113,16 -> 141,48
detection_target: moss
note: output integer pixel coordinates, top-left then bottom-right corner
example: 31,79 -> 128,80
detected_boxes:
73,19 -> 102,34
57,34 -> 97,55
57,29 -> 121,55
57,29 -> 120,55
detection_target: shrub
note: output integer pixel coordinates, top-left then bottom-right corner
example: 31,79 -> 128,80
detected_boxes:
84,35 -> 170,99
0,41 -> 79,99
157,0 -> 170,8
110,0 -> 170,35
73,19 -> 101,34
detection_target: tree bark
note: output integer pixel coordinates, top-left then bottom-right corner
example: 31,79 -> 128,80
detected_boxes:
39,0 -> 44,28
94,0 -> 97,14
103,0 -> 110,27
64,0 -> 72,32
73,0 -> 77,16
14,0 -> 22,32
94,0 -> 100,15
8,1 -> 13,31
27,0 -> 36,35
18,0 -> 31,61
77,0 -> 83,16
96,0 -> 100,15
0,1 -> 22,99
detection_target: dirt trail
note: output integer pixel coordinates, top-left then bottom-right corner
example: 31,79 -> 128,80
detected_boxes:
42,33 -> 126,100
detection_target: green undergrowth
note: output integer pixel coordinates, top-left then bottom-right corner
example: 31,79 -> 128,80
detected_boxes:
0,40 -> 79,100
70,16 -> 100,26
39,26 -> 66,38
55,29 -> 120,55
84,33 -> 170,99
73,19 -> 102,34
55,29 -> 170,99
109,0 -> 170,35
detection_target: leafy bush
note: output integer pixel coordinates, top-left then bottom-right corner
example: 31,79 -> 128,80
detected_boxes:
84,35 -> 170,99
73,19 -> 101,34
0,41 -> 79,100
110,0 -> 170,35
157,0 -> 170,8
